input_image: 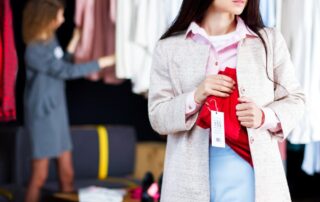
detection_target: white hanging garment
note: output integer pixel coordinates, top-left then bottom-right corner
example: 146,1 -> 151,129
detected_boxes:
164,0 -> 183,26
282,0 -> 320,143
302,142 -> 320,175
116,0 -> 135,80
275,0 -> 282,29
259,0 -> 276,27
116,0 -> 168,94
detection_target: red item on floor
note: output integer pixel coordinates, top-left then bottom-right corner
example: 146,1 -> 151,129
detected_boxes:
129,187 -> 142,199
0,0 -> 18,122
196,67 -> 252,166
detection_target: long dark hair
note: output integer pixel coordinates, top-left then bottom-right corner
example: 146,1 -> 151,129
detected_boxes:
161,0 -> 265,39
161,0 -> 279,87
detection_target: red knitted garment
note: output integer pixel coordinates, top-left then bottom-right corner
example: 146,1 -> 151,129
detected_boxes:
196,67 -> 252,166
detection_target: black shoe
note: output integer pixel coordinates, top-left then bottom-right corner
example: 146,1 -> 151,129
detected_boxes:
158,173 -> 163,201
141,171 -> 155,202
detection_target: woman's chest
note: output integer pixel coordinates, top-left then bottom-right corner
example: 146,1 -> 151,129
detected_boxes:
169,39 -> 275,106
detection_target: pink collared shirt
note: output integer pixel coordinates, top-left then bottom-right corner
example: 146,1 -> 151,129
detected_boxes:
185,17 -> 281,133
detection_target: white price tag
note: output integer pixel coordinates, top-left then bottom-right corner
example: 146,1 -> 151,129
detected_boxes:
211,110 -> 225,148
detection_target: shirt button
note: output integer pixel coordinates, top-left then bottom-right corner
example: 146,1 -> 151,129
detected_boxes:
250,137 -> 254,144
214,61 -> 218,66
240,87 -> 246,95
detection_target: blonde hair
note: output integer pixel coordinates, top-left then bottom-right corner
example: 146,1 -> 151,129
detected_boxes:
23,0 -> 65,44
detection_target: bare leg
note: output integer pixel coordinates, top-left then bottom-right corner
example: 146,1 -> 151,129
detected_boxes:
57,151 -> 74,192
25,158 -> 49,202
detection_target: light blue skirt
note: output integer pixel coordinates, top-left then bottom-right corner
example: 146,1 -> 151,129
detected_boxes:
209,145 -> 255,202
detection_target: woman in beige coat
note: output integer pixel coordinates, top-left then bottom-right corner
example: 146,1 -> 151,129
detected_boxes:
148,0 -> 305,201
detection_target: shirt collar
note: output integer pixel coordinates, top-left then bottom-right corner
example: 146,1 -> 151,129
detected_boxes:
185,17 -> 257,40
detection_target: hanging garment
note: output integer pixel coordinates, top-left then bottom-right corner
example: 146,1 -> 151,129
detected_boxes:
0,0 -> 17,122
164,0 -> 183,26
116,0 -> 181,94
259,0 -> 276,27
0,32 -> 3,110
110,0 -> 116,23
74,0 -> 94,64
282,0 -> 320,143
116,0 -> 166,94
115,0 -> 134,80
302,142 -> 320,175
74,0 -> 122,84
94,0 -> 121,84
275,0 -> 282,29
0,0 -> 3,104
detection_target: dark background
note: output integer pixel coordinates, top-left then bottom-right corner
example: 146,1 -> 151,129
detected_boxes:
1,0 -> 319,200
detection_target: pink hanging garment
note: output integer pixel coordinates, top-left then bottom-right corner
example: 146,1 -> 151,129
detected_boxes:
94,0 -> 122,84
74,0 -> 122,84
74,0 -> 99,80
110,0 -> 116,23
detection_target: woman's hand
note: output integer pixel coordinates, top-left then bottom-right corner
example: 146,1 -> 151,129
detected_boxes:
194,74 -> 235,104
236,97 -> 264,128
67,28 -> 81,54
98,54 -> 116,69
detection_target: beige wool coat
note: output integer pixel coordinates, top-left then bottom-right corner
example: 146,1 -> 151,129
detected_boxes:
148,28 -> 305,202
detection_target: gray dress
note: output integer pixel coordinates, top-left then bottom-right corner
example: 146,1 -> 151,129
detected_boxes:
24,37 -> 100,159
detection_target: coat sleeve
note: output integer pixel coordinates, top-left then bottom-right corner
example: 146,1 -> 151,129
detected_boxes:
148,41 -> 199,135
25,45 -> 100,80
265,28 -> 306,140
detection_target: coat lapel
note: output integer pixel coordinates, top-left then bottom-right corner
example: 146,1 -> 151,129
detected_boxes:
236,38 -> 271,104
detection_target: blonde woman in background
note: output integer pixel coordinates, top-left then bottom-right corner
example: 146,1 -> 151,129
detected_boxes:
23,0 -> 114,201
